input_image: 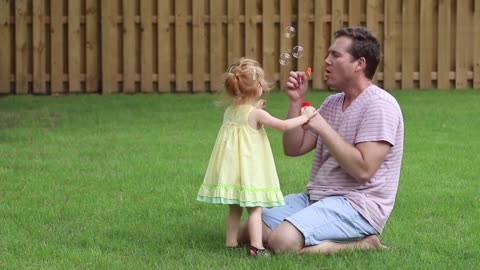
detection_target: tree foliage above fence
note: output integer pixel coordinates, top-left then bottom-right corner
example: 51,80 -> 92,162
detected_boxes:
0,0 -> 479,95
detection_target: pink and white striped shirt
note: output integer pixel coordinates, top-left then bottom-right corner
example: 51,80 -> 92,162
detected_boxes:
307,85 -> 404,233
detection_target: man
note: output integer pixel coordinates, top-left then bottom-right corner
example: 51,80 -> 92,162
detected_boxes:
239,27 -> 404,255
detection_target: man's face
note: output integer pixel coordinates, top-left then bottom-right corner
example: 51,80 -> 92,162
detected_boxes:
323,37 -> 358,89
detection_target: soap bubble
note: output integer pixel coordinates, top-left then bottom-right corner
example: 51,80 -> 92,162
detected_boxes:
292,46 -> 304,58
279,53 -> 291,65
284,26 -> 296,39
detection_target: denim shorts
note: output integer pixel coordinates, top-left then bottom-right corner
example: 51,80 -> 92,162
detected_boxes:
262,194 -> 378,246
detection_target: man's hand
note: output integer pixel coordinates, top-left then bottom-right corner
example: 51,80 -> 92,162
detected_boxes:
285,71 -> 308,103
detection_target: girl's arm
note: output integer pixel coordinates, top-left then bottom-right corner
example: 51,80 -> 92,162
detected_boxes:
248,107 -> 316,132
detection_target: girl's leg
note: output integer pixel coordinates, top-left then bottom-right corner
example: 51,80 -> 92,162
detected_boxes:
246,207 -> 264,249
225,204 -> 243,247
238,217 -> 272,245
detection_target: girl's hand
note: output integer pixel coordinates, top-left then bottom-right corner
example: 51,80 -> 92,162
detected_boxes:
255,99 -> 267,109
285,71 -> 308,102
301,106 -> 317,119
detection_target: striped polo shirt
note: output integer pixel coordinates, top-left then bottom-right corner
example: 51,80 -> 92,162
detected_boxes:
307,85 -> 404,234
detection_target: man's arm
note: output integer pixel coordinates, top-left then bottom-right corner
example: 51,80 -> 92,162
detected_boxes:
305,114 -> 391,183
283,71 -> 318,156
282,103 -> 317,156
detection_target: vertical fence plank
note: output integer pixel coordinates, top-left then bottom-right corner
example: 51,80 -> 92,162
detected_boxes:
383,0 -> 397,90
158,0 -> 171,92
366,0 -> 381,39
141,0 -> 154,92
210,0 -> 223,92
245,0 -> 257,60
32,0 -> 46,94
455,0 -> 468,89
122,0 -> 135,93
279,0 -> 293,89
192,0 -> 206,92
312,0 -> 327,90
366,0 -> 380,85
401,0 -> 416,89
297,0 -> 310,73
474,0 -> 480,89
349,0 -> 362,27
101,0 -> 117,94
300,0 -> 314,75
331,0 -> 344,41
15,0 -> 28,94
68,0 -> 81,92
227,0 -> 240,64
419,0 -> 434,89
437,0 -> 451,89
51,0 -> 63,93
86,0 -> 99,93
262,0 -> 275,83
0,0 -> 10,93
175,0 -> 188,92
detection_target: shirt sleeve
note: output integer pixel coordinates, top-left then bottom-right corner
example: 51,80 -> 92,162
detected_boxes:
355,98 -> 400,146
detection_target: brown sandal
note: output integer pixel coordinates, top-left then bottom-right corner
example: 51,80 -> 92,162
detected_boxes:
248,246 -> 271,257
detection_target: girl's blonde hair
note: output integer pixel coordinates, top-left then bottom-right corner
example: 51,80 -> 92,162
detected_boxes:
223,58 -> 273,105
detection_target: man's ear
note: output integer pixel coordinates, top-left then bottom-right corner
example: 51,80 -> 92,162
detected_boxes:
355,57 -> 366,72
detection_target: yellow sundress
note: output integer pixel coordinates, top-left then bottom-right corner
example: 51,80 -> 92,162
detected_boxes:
197,104 -> 284,207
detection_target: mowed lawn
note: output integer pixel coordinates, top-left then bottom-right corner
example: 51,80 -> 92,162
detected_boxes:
0,90 -> 479,269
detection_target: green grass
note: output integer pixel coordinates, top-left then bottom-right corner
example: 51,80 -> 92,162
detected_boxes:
1,90 -> 479,269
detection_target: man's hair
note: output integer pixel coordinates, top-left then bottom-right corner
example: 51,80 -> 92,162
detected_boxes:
335,27 -> 381,80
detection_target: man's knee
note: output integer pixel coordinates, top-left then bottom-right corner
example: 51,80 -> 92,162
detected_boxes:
267,221 -> 304,253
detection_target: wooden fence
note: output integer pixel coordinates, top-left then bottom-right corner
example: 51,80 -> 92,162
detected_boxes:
0,0 -> 479,95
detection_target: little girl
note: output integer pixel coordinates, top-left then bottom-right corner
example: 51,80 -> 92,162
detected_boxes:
197,58 -> 316,256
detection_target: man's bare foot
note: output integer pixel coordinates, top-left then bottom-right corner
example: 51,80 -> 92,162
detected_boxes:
299,235 -> 386,255
357,235 -> 386,250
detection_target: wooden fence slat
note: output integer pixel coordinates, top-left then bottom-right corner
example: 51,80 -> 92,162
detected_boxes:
262,0 -> 275,84
455,0 -> 468,89
51,0 -> 63,93
122,0 -> 135,93
227,0 -> 240,64
245,0 -> 257,60
15,0 -> 28,94
348,0 -> 362,27
419,0 -> 434,89
312,0 -> 327,90
141,0 -> 154,92
101,0 -> 117,94
192,0 -> 206,92
279,0 -> 293,89
296,0 -> 308,73
299,0 -> 313,77
68,0 -> 81,92
158,0 -> 171,92
0,0 -> 10,93
32,0 -> 46,94
383,0 -> 398,90
86,0 -> 99,93
366,0 -> 380,85
175,0 -> 189,92
401,0 -> 417,89
437,0 -> 451,89
210,0 -> 223,92
331,0 -> 344,42
475,0 -> 480,89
